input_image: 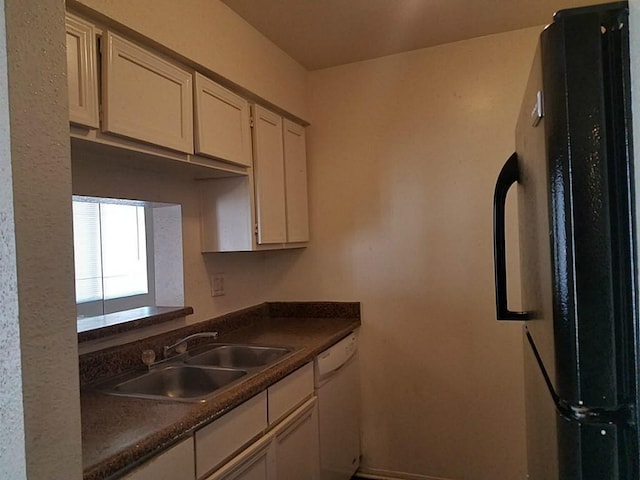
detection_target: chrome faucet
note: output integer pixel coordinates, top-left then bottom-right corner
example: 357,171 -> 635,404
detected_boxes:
163,331 -> 218,358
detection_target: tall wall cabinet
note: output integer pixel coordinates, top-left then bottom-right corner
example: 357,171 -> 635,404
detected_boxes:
282,119 -> 309,243
200,104 -> 309,252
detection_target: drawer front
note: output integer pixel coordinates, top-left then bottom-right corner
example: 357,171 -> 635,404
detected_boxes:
267,362 -> 314,425
123,437 -> 195,480
204,429 -> 273,480
195,392 -> 267,478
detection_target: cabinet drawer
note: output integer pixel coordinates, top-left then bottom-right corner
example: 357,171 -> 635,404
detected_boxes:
268,362 -> 313,425
195,392 -> 267,478
102,31 -> 194,153
122,437 -> 195,480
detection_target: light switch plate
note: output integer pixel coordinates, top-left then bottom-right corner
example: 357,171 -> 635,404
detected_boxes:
211,273 -> 225,297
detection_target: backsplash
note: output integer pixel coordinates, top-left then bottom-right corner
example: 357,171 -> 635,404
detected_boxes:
78,302 -> 360,386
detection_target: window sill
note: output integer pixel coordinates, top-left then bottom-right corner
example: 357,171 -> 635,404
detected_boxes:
77,306 -> 194,343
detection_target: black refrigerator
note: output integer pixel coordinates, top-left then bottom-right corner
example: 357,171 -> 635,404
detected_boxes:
492,2 -> 640,479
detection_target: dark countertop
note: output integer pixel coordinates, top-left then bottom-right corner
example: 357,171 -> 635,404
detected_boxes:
80,306 -> 360,480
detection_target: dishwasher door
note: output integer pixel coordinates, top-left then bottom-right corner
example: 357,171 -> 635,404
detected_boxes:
315,333 -> 360,480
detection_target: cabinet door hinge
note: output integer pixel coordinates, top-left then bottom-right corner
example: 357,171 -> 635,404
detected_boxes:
254,223 -> 258,235
250,116 -> 254,128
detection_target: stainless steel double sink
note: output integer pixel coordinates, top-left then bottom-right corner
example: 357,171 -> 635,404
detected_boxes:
95,344 -> 295,403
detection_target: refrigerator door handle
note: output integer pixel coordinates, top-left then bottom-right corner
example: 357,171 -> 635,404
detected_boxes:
493,153 -> 530,320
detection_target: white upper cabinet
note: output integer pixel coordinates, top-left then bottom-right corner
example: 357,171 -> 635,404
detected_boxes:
194,73 -> 252,167
66,13 -> 99,128
199,107 -> 310,252
252,105 -> 287,245
101,31 -> 194,154
283,119 -> 310,243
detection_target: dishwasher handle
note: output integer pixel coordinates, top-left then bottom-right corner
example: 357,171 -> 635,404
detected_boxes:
317,352 -> 356,383
315,332 -> 358,384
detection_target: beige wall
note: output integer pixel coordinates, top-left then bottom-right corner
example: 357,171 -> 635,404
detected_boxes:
73,0 -> 309,121
291,27 -> 540,479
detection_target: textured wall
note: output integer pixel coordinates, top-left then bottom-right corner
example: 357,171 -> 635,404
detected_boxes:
73,0 -> 309,121
1,0 -> 83,478
0,0 -> 26,476
152,205 -> 185,306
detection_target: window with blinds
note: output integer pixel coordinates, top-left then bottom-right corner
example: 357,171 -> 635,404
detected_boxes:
73,197 -> 155,317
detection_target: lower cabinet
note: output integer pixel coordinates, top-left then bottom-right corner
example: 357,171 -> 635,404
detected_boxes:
204,433 -> 274,480
272,397 -> 319,480
120,364 -> 317,480
206,397 -> 319,480
122,437 -> 195,480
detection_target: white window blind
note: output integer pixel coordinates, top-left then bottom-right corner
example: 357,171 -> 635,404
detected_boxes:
73,201 -> 103,303
100,203 -> 148,299
73,200 -> 149,307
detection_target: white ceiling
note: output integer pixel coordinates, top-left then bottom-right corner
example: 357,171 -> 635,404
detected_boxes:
222,0 -> 613,70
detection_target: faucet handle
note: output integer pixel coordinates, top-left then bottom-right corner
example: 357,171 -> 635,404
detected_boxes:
175,343 -> 188,354
141,349 -> 156,366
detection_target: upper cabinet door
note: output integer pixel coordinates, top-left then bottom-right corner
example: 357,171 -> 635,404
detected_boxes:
252,105 -> 286,244
194,73 -> 252,167
283,120 -> 309,243
66,14 -> 99,128
102,31 -> 194,154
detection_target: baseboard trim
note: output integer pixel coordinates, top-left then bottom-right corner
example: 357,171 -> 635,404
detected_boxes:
356,466 -> 455,480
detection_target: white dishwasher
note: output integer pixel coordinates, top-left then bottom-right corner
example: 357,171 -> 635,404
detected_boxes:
314,331 -> 360,480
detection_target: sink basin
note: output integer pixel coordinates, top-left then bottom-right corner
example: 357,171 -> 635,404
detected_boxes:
186,344 -> 293,368
104,365 -> 247,402
95,343 -> 297,403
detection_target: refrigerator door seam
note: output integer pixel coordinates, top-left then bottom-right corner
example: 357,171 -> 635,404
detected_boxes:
526,329 -> 635,426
